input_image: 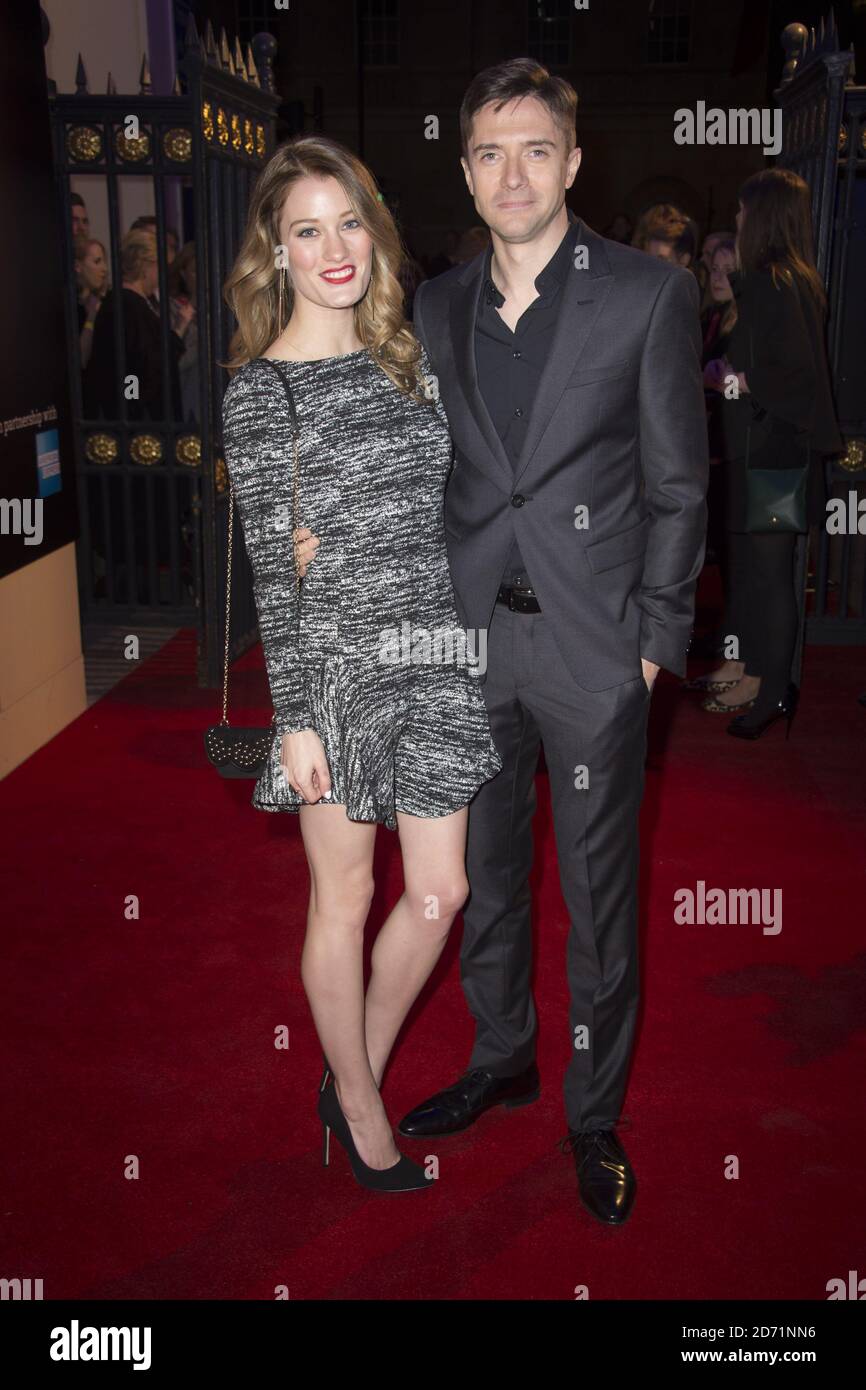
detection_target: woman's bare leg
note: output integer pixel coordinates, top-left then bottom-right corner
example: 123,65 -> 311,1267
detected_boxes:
298,804 -> 399,1170
364,807 -> 470,1088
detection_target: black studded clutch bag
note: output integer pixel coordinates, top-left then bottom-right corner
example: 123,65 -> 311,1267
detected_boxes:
204,361 -> 300,778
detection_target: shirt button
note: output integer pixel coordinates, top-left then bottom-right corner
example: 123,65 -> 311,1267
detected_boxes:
511,494 -> 525,507
513,350 -> 521,359
514,407 -> 523,417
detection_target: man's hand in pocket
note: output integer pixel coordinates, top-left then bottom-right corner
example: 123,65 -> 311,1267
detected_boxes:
641,657 -> 660,692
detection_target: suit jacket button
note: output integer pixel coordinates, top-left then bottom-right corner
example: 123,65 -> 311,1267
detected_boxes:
511,494 -> 525,507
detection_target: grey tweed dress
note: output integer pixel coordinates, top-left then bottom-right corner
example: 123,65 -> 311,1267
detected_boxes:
221,345 -> 503,830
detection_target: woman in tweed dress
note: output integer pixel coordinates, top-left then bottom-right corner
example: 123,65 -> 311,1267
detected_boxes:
222,136 -> 502,1191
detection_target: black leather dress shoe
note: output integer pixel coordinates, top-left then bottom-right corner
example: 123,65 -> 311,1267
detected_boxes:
397,1063 -> 540,1137
559,1126 -> 636,1225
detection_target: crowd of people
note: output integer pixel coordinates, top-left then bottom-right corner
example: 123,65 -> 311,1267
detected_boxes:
70,193 -> 199,423
615,184 -> 841,737
70,194 -> 201,602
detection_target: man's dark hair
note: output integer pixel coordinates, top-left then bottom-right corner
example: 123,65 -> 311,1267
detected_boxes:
70,193 -> 85,208
460,57 -> 578,157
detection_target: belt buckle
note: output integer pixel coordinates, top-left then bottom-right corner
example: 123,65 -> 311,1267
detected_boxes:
497,583 -> 536,612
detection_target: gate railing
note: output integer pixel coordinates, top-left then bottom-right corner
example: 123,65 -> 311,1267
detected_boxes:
777,13 -> 866,647
50,16 -> 279,684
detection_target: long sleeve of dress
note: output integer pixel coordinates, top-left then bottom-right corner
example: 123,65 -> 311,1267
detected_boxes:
221,369 -> 313,737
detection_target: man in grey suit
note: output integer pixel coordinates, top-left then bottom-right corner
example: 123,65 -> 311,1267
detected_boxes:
398,58 -> 709,1225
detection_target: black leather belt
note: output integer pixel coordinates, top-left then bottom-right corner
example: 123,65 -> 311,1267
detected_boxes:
496,583 -> 541,613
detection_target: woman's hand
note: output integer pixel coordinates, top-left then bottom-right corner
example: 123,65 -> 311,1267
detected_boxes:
293,528 -> 320,577
704,357 -> 749,396
172,299 -> 195,337
280,729 -> 332,803
703,357 -> 729,392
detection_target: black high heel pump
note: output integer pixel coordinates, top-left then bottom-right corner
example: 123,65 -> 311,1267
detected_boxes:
726,683 -> 799,741
318,1061 -> 433,1193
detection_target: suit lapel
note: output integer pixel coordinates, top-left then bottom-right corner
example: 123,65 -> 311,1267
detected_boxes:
512,218 -> 613,487
448,259 -> 515,491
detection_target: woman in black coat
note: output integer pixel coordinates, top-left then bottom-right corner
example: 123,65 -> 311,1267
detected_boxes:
701,168 -> 842,738
701,238 -> 737,602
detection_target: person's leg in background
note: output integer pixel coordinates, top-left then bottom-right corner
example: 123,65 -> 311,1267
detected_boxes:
734,531 -> 798,727
705,462 -> 731,655
703,529 -> 757,708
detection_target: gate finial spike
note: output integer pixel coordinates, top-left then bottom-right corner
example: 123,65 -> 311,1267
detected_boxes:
75,53 -> 89,94
245,43 -> 260,88
183,12 -> 200,52
205,19 -> 219,64
139,52 -> 152,95
234,37 -> 247,82
219,27 -> 234,74
173,73 -> 183,96
106,71 -> 117,95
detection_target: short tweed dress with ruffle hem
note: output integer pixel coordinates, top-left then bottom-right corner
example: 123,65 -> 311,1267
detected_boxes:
221,347 -> 502,831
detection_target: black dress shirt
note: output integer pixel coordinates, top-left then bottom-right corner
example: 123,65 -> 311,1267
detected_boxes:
475,213 -> 580,588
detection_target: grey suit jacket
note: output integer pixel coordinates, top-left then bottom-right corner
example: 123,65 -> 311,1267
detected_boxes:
412,216 -> 709,686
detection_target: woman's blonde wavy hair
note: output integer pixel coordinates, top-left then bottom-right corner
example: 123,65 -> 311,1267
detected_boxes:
223,134 -> 428,401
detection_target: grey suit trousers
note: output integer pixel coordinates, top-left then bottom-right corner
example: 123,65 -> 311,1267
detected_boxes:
463,600 -> 651,1132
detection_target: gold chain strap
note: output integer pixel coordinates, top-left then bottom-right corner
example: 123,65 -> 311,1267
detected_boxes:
220,481 -> 235,726
293,431 -> 300,596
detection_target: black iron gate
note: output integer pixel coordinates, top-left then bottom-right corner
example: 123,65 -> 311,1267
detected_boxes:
776,13 -> 866,647
50,16 -> 279,684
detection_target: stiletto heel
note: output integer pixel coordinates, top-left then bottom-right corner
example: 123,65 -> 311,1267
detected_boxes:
319,1057 -> 333,1166
317,1078 -> 433,1194
727,683 -> 799,740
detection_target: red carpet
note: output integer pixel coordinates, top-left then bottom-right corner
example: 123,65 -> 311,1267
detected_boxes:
2,612 -> 865,1300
